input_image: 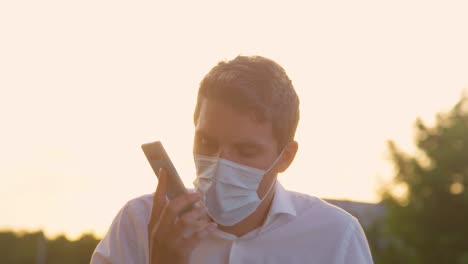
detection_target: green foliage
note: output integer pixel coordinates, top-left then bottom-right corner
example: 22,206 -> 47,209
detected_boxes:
0,231 -> 100,264
378,96 -> 468,264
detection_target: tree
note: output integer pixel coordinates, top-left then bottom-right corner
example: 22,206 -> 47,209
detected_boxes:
0,230 -> 100,264
379,96 -> 468,264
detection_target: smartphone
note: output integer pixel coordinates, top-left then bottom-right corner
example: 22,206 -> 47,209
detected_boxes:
141,141 -> 188,200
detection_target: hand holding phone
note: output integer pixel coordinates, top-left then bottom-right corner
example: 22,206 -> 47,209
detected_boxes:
142,141 -> 217,263
141,141 -> 188,200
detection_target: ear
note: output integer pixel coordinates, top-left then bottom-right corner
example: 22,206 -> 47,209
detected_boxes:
277,141 -> 298,173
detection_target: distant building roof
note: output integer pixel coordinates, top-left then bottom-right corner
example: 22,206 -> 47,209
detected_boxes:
324,199 -> 385,227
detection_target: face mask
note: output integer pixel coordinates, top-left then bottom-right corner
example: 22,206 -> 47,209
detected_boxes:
193,151 -> 284,226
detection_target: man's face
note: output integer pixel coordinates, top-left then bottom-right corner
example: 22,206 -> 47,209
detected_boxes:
193,98 -> 281,194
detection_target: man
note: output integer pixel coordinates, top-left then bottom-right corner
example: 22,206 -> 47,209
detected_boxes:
91,55 -> 374,263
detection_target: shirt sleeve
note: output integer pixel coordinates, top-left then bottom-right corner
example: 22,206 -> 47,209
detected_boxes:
335,219 -> 374,264
90,198 -> 150,264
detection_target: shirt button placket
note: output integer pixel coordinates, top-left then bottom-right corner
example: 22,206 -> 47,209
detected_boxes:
228,240 -> 239,264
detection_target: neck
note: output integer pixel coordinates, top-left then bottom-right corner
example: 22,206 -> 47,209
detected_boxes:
217,188 -> 276,237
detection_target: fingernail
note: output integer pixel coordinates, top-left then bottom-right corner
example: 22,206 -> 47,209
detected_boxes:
158,169 -> 165,180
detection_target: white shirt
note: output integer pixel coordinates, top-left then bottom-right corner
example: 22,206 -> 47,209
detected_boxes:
91,182 -> 374,264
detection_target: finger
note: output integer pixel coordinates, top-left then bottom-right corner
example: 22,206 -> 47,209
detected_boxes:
158,192 -> 201,229
171,207 -> 210,239
193,201 -> 211,222
185,222 -> 218,247
178,206 -> 209,229
149,167 -> 168,228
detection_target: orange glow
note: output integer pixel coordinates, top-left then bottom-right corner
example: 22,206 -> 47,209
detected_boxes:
1,0 -> 467,239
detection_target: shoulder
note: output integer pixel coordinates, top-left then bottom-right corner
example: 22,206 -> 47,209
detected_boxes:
288,190 -> 356,221
118,189 -> 197,223
91,193 -> 156,264
287,190 -> 360,234
104,192 -> 156,239
104,193 -> 156,230
120,193 -> 155,220
282,190 -> 373,262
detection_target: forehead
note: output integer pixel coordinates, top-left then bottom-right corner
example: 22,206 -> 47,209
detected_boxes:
195,99 -> 276,147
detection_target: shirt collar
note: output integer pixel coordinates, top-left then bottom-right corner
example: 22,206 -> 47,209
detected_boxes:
210,180 -> 297,240
262,180 -> 297,227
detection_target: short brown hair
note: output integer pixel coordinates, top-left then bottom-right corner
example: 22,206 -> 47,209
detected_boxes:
193,55 -> 300,150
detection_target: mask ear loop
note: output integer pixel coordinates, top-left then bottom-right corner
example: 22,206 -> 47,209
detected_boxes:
259,148 -> 286,200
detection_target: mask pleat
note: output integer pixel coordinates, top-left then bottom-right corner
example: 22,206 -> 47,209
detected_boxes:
193,153 -> 280,226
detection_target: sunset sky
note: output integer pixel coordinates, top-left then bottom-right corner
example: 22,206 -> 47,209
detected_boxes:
1,1 -> 467,239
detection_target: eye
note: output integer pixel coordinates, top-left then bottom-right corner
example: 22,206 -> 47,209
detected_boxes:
201,137 -> 211,145
196,135 -> 218,153
238,146 -> 259,158
200,136 -> 215,147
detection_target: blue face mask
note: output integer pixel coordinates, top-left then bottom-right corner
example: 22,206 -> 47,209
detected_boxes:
193,151 -> 284,226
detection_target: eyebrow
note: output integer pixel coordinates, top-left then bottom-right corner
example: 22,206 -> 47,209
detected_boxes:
195,130 -> 215,140
195,129 -> 267,150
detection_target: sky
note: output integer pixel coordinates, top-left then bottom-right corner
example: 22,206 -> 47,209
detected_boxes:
1,1 -> 467,239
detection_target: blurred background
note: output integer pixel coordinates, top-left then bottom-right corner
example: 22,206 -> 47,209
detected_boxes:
1,1 -> 467,263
